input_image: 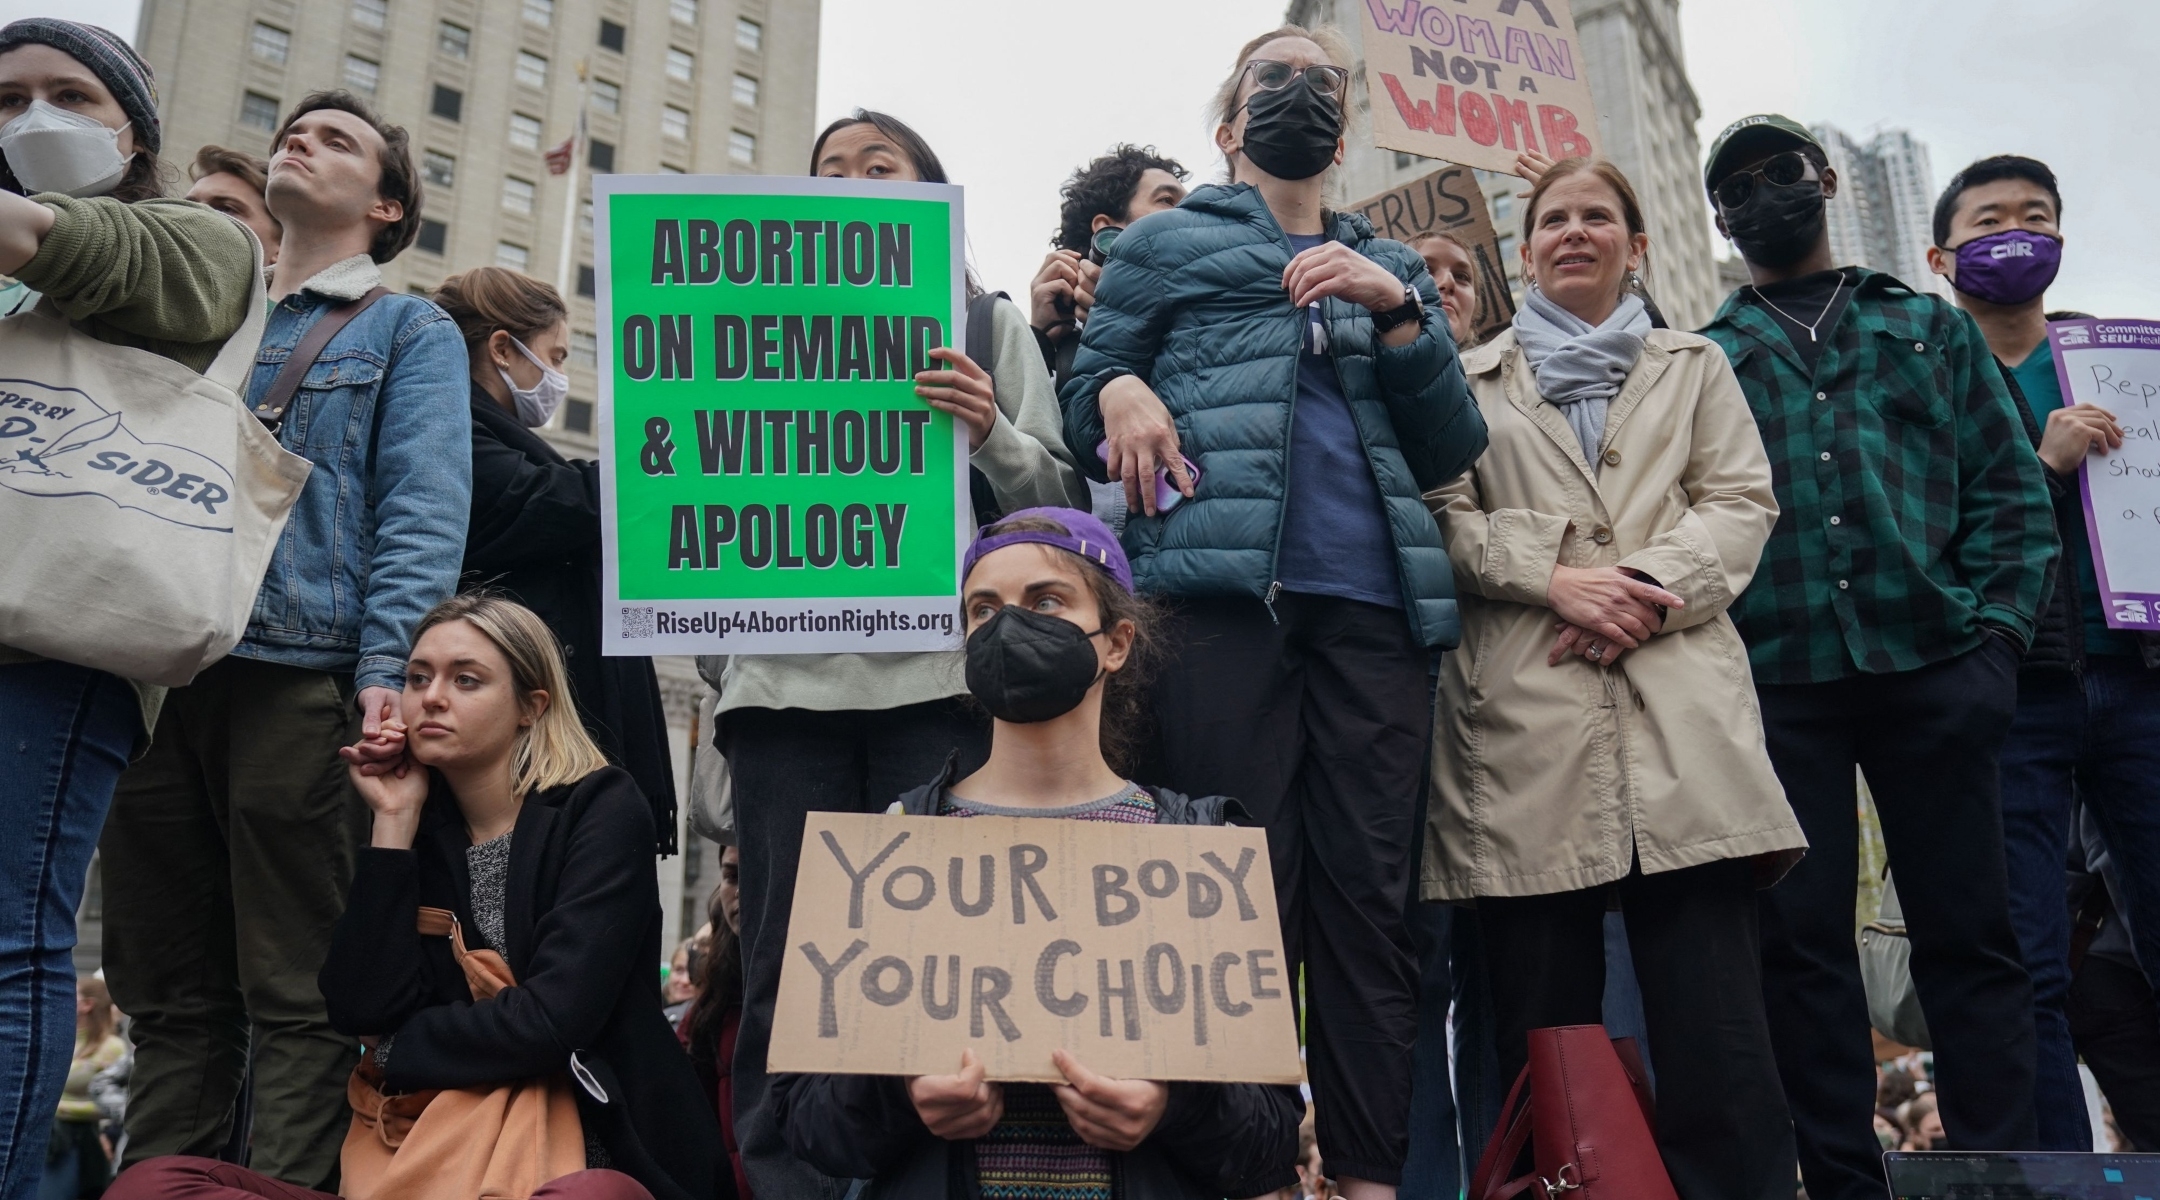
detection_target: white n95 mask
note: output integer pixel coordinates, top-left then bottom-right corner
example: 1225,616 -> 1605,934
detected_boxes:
500,336 -> 570,427
0,100 -> 131,198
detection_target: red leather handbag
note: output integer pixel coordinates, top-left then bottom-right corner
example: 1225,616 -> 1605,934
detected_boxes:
1469,1025 -> 1678,1200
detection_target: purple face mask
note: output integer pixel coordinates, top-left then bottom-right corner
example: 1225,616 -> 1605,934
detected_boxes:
1952,228 -> 2062,306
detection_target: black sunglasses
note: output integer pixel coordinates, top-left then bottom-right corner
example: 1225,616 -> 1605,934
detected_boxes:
1244,60 -> 1350,98
1714,150 -> 1815,210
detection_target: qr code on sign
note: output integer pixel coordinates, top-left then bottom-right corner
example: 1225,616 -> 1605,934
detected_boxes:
622,607 -> 656,639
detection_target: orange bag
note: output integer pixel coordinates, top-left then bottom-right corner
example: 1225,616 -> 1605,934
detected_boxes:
339,907 -> 587,1200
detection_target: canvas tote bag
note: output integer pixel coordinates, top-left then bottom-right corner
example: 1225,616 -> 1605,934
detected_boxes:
341,907 -> 586,1200
0,229 -> 309,687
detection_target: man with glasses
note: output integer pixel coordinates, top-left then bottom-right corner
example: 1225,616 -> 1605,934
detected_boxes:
1698,114 -> 2056,1200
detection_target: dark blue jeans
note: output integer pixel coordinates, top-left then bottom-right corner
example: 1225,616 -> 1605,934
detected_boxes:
0,662 -> 136,1200
2001,656 -> 2160,1151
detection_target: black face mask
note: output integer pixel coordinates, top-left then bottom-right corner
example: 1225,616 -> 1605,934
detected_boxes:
1723,178 -> 1827,269
1239,77 -> 1342,181
964,606 -> 1105,724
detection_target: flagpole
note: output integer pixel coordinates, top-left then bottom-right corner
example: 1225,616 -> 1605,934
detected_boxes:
554,61 -> 588,296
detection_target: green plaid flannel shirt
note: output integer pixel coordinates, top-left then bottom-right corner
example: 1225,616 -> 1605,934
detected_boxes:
1701,269 -> 2058,684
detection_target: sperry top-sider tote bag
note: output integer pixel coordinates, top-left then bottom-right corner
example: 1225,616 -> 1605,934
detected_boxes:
0,227 -> 309,686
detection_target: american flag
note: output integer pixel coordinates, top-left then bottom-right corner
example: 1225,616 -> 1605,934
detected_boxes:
544,134 -> 576,176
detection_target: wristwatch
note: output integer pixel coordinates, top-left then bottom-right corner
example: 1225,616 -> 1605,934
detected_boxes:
1370,286 -> 1423,334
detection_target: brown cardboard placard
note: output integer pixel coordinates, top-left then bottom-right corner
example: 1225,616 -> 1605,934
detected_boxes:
1358,0 -> 1602,176
768,812 -> 1303,1084
1350,165 -> 1517,341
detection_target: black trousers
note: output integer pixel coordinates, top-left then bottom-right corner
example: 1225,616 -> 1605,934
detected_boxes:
1478,860 -> 1796,1200
1146,592 -> 1429,1185
719,698 -> 990,1200
1755,639 -> 2037,1200
2069,950 -> 2160,1152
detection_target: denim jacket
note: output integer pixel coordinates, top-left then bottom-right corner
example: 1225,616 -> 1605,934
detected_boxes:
232,256 -> 472,693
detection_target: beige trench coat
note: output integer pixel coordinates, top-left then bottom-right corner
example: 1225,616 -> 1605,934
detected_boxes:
1421,328 -> 1806,901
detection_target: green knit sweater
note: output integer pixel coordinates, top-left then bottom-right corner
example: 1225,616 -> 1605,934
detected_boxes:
1,194 -> 255,739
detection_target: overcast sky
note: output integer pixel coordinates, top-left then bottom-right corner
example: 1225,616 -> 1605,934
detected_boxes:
5,0 -> 2151,317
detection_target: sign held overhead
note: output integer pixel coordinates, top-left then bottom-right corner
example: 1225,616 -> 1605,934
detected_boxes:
1358,0 -> 1603,175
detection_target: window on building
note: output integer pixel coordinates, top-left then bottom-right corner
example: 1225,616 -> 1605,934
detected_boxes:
728,129 -> 755,165
563,399 -> 594,433
522,0 -> 552,26
509,113 -> 543,150
735,16 -> 761,52
502,176 -> 535,215
421,150 -> 455,189
597,18 -> 625,51
437,20 -> 469,59
579,200 -> 594,236
343,55 -> 380,95
496,242 -> 530,272
351,0 -> 387,30
250,23 -> 289,64
588,139 -> 615,173
591,78 -> 620,114
576,265 -> 596,297
239,91 -> 281,133
570,330 -> 597,367
1393,150 -> 1415,171
516,51 -> 548,89
416,219 -> 447,255
670,0 -> 697,24
1492,192 -> 1514,221
661,106 -> 689,141
431,84 -> 463,122
731,73 -> 757,107
658,163 -> 683,173
665,48 -> 694,82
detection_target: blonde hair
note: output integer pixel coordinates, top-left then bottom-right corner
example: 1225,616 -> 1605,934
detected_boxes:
1209,23 -> 1356,180
77,975 -> 115,1050
412,594 -> 607,796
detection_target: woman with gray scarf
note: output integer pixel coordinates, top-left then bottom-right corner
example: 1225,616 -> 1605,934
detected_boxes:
1421,159 -> 1805,1200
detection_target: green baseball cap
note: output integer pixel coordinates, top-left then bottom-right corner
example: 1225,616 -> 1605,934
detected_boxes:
1703,114 -> 1824,195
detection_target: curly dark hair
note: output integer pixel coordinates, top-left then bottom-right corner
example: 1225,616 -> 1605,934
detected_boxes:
1053,145 -> 1187,253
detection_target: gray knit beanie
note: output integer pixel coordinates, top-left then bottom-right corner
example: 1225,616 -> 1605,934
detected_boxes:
0,20 -> 161,155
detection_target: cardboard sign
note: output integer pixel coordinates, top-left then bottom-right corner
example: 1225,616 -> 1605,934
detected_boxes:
1359,0 -> 1602,175
2048,318 -> 2160,629
595,175 -> 971,655
1350,166 -> 1516,341
768,812 -> 1303,1084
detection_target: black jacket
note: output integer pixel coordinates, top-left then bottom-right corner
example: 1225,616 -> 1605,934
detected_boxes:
463,385 -> 678,849
770,761 -> 1303,1200
320,767 -> 720,1200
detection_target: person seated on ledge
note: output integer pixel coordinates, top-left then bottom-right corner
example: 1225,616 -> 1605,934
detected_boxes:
770,507 -> 1302,1200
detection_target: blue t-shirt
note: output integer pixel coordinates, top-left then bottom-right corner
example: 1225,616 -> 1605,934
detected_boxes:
1274,234 -> 1401,609
2012,340 -> 2134,657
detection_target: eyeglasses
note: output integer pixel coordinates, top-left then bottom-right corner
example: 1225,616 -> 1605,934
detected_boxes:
1714,150 -> 1814,210
1244,60 -> 1350,98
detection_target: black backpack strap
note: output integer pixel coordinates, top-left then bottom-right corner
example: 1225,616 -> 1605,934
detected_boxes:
964,291 -> 1008,529
253,286 -> 392,429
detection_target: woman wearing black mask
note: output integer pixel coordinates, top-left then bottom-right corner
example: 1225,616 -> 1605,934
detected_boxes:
770,507 -> 1302,1200
1061,24 -> 1484,1200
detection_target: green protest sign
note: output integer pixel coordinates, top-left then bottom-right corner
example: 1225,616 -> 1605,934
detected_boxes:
596,176 -> 969,655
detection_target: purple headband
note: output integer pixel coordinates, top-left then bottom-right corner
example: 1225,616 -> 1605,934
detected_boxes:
962,507 -> 1133,594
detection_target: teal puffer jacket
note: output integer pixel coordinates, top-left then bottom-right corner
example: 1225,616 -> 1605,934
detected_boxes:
1061,182 -> 1485,648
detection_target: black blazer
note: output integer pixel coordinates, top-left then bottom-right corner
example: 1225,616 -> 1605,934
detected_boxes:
463,384 -> 678,850
320,767 -> 720,1200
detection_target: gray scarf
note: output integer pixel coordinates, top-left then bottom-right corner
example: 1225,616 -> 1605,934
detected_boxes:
1511,286 -> 1650,465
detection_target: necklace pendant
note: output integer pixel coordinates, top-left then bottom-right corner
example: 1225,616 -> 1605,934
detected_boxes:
1808,329 -> 1817,342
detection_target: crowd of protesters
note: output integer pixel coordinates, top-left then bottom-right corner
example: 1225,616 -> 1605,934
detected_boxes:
0,11 -> 2153,1200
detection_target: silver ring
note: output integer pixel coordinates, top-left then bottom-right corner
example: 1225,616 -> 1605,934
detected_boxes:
1588,644 -> 1604,661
